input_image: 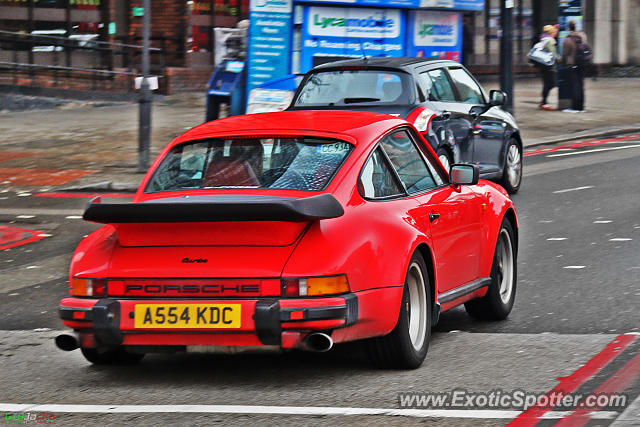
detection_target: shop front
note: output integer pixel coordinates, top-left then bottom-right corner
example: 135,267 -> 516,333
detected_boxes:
247,0 -> 483,94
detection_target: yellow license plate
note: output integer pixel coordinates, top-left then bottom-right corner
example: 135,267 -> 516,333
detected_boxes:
134,304 -> 241,329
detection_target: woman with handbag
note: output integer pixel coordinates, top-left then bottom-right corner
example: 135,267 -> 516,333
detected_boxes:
536,25 -> 559,111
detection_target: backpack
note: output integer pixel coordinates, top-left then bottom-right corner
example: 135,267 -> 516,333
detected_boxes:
571,35 -> 593,68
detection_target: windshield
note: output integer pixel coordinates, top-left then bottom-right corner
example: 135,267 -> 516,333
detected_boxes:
294,70 -> 413,107
146,137 -> 353,193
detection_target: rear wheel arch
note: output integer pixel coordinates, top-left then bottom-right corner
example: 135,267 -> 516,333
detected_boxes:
502,208 -> 518,256
415,243 -> 436,311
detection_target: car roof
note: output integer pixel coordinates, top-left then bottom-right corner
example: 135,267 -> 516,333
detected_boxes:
173,110 -> 408,147
310,57 -> 459,71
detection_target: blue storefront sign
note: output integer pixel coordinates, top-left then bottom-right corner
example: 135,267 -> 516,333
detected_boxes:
298,0 -> 482,10
406,9 -> 462,61
247,0 -> 294,94
300,6 -> 406,72
245,0 -> 482,107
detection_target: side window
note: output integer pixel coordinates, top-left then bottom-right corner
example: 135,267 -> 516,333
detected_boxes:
379,130 -> 437,194
426,69 -> 457,102
417,72 -> 436,101
447,68 -> 485,104
359,148 -> 404,199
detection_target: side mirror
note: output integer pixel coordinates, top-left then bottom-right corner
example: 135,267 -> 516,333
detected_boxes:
469,105 -> 485,118
450,164 -> 479,186
489,90 -> 506,107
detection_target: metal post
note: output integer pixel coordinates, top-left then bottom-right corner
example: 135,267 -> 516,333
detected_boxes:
500,0 -> 514,113
138,0 -> 152,172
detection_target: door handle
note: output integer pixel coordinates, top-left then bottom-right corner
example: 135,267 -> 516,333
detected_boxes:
429,212 -> 440,222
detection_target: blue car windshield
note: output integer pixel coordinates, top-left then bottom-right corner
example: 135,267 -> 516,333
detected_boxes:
145,137 -> 353,193
294,70 -> 414,106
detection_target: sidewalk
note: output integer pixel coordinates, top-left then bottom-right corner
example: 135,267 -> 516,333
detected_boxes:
0,76 -> 639,192
481,76 -> 640,144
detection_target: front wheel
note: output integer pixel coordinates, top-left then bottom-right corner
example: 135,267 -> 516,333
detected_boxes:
500,139 -> 522,194
465,218 -> 517,320
367,252 -> 431,369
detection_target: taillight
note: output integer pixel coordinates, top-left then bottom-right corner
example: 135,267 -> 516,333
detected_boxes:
282,274 -> 350,297
70,277 -> 106,297
409,107 -> 436,133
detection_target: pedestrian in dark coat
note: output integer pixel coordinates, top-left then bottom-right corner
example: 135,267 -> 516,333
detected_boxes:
561,20 -> 588,112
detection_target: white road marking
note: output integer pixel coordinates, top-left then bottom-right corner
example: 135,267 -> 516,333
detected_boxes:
16,215 -> 35,219
609,238 -> 632,242
547,238 -> 567,241
594,220 -> 612,224
0,404 -> 619,420
37,233 -> 52,237
546,144 -> 640,158
553,186 -> 594,194
65,215 -> 83,219
0,208 -> 82,216
564,266 -> 586,269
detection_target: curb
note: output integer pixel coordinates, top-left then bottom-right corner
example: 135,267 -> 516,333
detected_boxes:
524,125 -> 640,149
59,181 -> 139,193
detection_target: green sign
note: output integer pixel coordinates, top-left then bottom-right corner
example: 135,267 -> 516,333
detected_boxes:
132,7 -> 144,17
108,22 -> 116,35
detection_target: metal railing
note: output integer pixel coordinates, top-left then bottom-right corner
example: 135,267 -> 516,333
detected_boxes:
0,30 -> 168,91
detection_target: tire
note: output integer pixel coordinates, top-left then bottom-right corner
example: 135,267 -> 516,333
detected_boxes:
465,218 -> 517,320
436,147 -> 452,173
367,252 -> 431,369
500,139 -> 522,194
81,347 -> 145,365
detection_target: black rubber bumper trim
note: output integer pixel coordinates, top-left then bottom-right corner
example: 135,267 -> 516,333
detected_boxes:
91,299 -> 123,346
343,293 -> 358,326
253,299 -> 281,345
279,305 -> 347,322
278,293 -> 359,326
59,306 -> 93,322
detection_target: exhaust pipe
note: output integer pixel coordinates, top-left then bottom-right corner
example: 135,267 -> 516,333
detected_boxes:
304,332 -> 333,352
55,334 -> 79,351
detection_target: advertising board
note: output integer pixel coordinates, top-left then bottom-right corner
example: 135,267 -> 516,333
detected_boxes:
300,6 -> 406,72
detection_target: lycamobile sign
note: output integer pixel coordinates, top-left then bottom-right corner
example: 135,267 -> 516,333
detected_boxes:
413,10 -> 457,46
308,7 -> 401,38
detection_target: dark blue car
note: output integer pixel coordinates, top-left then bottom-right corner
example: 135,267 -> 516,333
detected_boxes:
288,57 -> 523,193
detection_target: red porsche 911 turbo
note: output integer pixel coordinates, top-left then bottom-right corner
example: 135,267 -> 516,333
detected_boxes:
56,110 -> 518,369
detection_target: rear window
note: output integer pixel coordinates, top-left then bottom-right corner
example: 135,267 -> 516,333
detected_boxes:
294,70 -> 413,107
145,137 -> 353,193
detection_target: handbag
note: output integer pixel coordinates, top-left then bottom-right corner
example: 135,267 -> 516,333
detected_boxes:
527,40 -> 555,67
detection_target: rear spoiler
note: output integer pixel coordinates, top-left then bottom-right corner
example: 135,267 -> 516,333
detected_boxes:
83,194 -> 344,223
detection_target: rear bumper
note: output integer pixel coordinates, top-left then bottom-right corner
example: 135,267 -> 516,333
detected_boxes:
59,294 -> 359,348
